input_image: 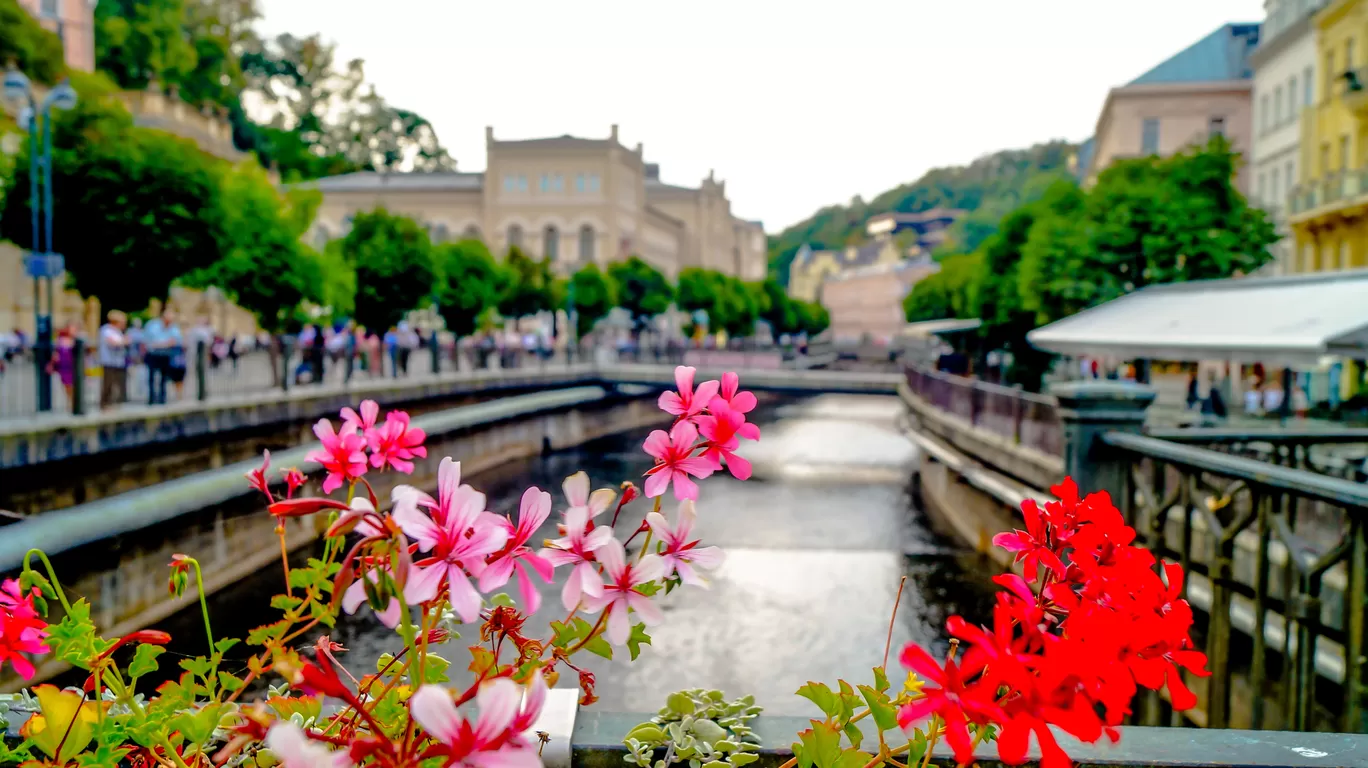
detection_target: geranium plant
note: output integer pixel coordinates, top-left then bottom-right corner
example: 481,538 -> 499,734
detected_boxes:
0,365 -> 1207,768
0,366 -> 758,767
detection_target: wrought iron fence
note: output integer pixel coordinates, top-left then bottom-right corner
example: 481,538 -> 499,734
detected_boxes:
1103,431 -> 1368,733
1147,427 -> 1368,484
903,364 -> 1063,455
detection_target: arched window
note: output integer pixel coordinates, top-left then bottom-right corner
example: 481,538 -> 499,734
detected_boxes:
463,224 -> 482,241
432,223 -> 449,243
507,224 -> 524,250
579,225 -> 595,262
544,225 -> 560,261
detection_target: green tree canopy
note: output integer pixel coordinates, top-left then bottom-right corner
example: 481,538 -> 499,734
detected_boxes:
677,268 -> 758,337
902,252 -> 983,323
1,0 -> 66,84
95,0 -> 199,92
497,247 -> 554,320
341,209 -> 437,332
607,256 -> 673,332
434,239 -> 502,338
797,300 -> 830,337
179,162 -> 321,331
0,72 -> 226,312
569,263 -> 617,338
759,279 -> 800,336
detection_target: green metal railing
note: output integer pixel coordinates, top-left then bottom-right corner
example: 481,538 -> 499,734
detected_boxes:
1147,427 -> 1368,483
1103,431 -> 1368,733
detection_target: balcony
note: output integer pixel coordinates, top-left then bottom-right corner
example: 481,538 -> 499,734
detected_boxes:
1342,68 -> 1368,116
1288,169 -> 1368,221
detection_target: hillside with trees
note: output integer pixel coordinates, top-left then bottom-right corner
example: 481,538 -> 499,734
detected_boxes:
768,140 -> 1079,282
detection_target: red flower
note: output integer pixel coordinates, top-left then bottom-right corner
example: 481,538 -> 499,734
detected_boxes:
696,400 -> 758,480
268,497 -> 351,518
896,644 -> 1000,764
0,578 -> 49,680
282,467 -> 307,498
367,411 -> 427,473
994,499 -> 1065,581
245,450 -> 273,501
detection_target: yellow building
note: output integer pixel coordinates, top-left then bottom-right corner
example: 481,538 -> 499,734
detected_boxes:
1288,0 -> 1368,271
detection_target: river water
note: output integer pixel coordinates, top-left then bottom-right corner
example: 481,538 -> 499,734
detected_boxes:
312,393 -> 999,716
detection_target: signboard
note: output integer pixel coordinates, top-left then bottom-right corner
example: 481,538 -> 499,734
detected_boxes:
24,252 -> 64,278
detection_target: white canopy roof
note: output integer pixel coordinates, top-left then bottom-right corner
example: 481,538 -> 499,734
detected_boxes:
1026,269 -> 1368,365
899,318 -> 982,338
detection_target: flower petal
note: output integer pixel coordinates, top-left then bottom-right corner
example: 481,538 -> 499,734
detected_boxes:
410,685 -> 464,745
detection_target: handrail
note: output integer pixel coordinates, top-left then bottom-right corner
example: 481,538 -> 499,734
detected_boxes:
1101,431 -> 1368,508
1146,427 -> 1368,444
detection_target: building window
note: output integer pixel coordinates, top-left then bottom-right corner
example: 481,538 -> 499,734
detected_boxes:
1274,86 -> 1283,125
1305,65 -> 1314,105
1257,173 -> 1266,204
1349,38 -> 1357,71
1260,95 -> 1270,133
1209,116 -> 1226,138
1321,142 -> 1331,175
507,224 -> 524,250
543,225 -> 560,261
540,174 -> 565,193
1289,75 -> 1298,122
39,0 -> 57,16
575,174 -> 585,193
504,174 -> 528,193
431,223 -> 449,243
1326,52 -> 1336,100
1286,159 -> 1295,189
579,225 -> 595,261
589,174 -> 601,192
1341,135 -> 1351,170
1141,118 -> 1160,155
1271,167 -> 1281,208
463,224 -> 481,241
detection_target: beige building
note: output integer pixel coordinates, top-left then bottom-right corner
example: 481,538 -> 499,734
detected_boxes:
787,239 -> 903,303
822,257 -> 940,344
1082,23 -> 1261,193
17,0 -> 97,72
307,126 -> 766,282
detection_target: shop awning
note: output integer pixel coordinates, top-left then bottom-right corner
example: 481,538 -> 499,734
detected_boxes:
1026,269 -> 1368,365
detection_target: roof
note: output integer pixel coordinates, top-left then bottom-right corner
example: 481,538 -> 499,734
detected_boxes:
899,318 -> 982,338
1128,23 -> 1261,86
308,171 -> 484,192
646,178 -> 698,194
1026,269 -> 1368,365
1074,137 -> 1095,181
491,135 -> 614,150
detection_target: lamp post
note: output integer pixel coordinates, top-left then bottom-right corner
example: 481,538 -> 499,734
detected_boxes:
3,68 -> 77,412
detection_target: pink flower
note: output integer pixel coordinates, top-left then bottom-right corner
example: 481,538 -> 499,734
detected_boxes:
541,505 -> 614,612
643,420 -> 714,501
367,411 -> 428,473
696,400 -> 758,481
581,538 -> 664,645
479,487 -> 556,615
246,450 -> 272,499
712,371 -> 757,414
410,676 -> 543,768
282,467 -> 307,498
0,579 -> 49,680
395,458 -> 509,623
340,400 -> 379,433
264,722 -> 353,768
304,419 -> 367,494
562,471 -> 617,519
646,500 -> 724,587
658,365 -> 720,418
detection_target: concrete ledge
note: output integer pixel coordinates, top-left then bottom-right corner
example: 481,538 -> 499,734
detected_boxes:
899,380 -> 1064,490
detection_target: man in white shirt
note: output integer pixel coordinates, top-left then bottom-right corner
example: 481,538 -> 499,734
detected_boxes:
99,310 -> 129,410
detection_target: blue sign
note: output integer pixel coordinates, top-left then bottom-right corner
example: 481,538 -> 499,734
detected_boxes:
24,252 -> 64,278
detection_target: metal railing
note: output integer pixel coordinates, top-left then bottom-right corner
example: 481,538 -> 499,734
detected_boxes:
1148,427 -> 1368,484
903,364 -> 1063,455
1103,431 -> 1368,732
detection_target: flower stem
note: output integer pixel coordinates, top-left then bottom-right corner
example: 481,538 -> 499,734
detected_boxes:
883,576 -> 907,671
184,556 -> 215,654
23,548 -> 73,614
567,611 -> 609,654
277,522 -> 293,597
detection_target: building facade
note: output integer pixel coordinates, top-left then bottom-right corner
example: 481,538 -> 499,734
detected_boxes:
16,0 -> 97,72
1251,0 -> 1326,273
1083,23 -> 1261,193
821,257 -> 940,345
307,126 -> 766,282
786,240 -> 903,303
1288,0 -> 1368,272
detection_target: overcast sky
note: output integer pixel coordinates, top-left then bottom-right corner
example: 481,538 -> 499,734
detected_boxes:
256,0 -> 1266,232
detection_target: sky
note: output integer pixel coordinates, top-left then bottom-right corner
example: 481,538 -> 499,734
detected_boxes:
255,0 -> 1266,233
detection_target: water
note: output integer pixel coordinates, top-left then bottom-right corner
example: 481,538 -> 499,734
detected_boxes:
314,394 -> 999,717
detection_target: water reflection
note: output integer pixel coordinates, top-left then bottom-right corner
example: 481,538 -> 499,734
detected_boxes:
318,394 -> 997,716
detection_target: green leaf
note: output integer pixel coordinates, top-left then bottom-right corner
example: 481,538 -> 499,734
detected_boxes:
795,682 -> 841,721
217,671 -> 245,693
128,644 -> 165,681
270,594 -> 304,611
214,637 -> 241,655
179,656 -> 212,679
246,619 -> 290,646
488,593 -> 516,608
583,633 -> 613,660
77,744 -> 133,767
421,653 -> 451,684
835,749 -> 874,768
666,692 -> 696,716
170,704 -> 222,746
842,723 -> 863,750
550,619 -> 585,648
635,581 -> 662,597
799,721 -> 842,768
857,685 -> 898,733
731,753 -> 760,767
46,599 -> 104,670
872,667 -> 890,694
468,646 -> 497,678
627,623 -> 652,661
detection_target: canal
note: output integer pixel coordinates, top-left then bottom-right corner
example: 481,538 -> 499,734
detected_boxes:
200,393 -> 1000,716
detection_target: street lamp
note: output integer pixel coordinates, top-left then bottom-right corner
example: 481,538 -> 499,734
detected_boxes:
3,68 -> 77,412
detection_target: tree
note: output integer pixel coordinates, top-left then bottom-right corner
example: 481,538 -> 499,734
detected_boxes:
434,239 -> 502,339
608,256 -> 673,334
797,301 -> 830,337
496,247 -> 553,321
568,264 -> 617,338
759,279 -> 799,337
903,253 -> 983,323
95,0 -> 199,91
0,72 -> 226,312
341,209 -> 437,333
179,162 -> 320,332
0,0 -> 66,85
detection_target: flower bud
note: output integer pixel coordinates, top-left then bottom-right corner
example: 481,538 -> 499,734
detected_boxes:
269,497 -> 350,518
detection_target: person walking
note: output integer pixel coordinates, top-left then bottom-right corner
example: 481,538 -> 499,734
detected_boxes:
162,310 -> 187,402
49,325 -> 78,410
98,310 -> 129,410
143,313 -> 168,405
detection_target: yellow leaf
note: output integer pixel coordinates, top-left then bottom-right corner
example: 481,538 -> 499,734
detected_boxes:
22,684 -> 100,762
